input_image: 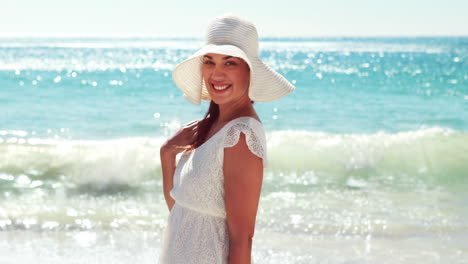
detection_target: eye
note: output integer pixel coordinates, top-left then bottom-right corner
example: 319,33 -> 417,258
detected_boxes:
225,61 -> 237,66
203,60 -> 214,65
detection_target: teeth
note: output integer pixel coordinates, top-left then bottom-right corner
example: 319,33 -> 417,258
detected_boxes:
213,84 -> 230,90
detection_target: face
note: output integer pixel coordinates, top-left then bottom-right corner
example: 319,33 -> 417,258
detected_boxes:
201,53 -> 251,106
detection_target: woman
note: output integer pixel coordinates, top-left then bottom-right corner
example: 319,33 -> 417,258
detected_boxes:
159,14 -> 295,263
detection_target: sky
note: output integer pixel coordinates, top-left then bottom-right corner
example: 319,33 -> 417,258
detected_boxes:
0,0 -> 467,37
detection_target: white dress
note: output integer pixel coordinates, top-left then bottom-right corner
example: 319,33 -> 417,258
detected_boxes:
159,116 -> 268,264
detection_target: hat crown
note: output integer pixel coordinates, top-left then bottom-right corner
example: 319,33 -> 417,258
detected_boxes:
172,14 -> 295,105
205,14 -> 259,57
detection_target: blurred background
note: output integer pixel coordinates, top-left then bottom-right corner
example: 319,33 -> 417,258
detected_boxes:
1,1 -> 467,263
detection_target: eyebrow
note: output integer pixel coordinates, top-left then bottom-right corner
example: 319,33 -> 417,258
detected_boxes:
203,55 -> 235,60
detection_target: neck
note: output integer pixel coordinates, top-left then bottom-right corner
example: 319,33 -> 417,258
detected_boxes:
216,97 -> 253,124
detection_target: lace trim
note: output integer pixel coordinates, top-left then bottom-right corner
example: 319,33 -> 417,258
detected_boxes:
223,121 -> 268,168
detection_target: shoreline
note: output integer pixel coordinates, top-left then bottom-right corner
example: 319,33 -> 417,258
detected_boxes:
0,229 -> 466,264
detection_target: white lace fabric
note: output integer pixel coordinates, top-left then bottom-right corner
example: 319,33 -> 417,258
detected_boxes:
159,117 -> 268,264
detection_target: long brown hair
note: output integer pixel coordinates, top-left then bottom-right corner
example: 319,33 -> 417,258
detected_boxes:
193,100 -> 254,148
193,101 -> 220,148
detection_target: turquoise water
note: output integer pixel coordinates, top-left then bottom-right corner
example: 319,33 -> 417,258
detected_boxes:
0,37 -> 467,263
1,37 -> 467,138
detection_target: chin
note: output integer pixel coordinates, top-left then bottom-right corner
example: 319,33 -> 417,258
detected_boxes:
207,91 -> 231,105
209,97 -> 228,105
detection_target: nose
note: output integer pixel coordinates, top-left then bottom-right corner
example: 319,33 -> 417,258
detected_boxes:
210,65 -> 226,80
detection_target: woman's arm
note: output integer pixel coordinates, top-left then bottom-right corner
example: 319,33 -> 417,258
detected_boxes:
160,146 -> 177,211
160,120 -> 200,211
224,133 -> 264,264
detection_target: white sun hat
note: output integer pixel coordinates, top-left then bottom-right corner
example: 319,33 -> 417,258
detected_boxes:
172,14 -> 295,105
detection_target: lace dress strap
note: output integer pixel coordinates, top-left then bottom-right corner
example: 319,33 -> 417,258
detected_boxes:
223,117 -> 268,168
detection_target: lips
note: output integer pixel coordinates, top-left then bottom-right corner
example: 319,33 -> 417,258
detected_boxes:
211,83 -> 232,92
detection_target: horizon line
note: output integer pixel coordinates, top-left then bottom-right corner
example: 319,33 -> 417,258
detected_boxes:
0,32 -> 467,39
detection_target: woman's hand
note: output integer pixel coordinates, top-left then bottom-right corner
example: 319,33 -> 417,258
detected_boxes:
161,119 -> 200,157
160,119 -> 201,211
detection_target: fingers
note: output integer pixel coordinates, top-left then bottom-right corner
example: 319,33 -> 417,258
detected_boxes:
191,130 -> 198,141
185,119 -> 201,128
182,120 -> 200,143
168,119 -> 202,151
175,145 -> 195,151
189,125 -> 198,141
184,120 -> 199,134
185,120 -> 201,136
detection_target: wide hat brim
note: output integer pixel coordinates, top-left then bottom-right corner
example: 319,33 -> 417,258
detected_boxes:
172,44 -> 295,105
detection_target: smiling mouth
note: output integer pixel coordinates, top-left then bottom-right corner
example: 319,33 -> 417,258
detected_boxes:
212,84 -> 232,91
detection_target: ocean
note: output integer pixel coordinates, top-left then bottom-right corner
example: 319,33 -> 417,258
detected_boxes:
0,37 -> 467,263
